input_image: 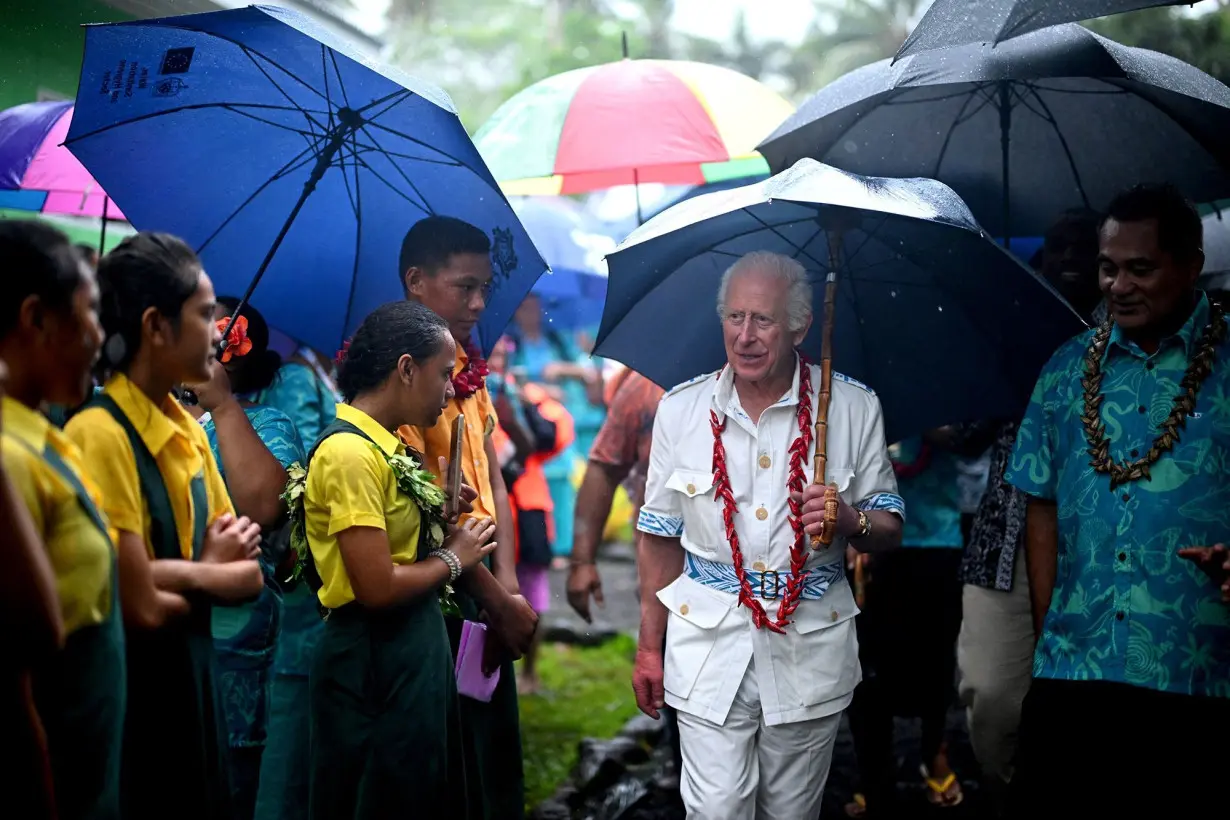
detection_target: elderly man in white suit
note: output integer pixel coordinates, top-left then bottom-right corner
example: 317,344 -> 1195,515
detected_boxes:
632,251 -> 905,819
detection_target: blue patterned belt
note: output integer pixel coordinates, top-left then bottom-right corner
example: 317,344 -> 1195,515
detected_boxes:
684,551 -> 845,600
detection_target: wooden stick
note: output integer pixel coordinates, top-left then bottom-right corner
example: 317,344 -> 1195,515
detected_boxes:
812,230 -> 842,548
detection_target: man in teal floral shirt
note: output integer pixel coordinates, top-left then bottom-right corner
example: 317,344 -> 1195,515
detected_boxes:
1006,185 -> 1230,818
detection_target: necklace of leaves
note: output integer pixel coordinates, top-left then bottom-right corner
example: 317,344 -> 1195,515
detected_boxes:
1081,300 -> 1226,489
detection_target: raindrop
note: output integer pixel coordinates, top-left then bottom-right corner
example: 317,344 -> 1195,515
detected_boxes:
843,140 -> 859,154
938,305 -> 944,312
890,290 -> 897,298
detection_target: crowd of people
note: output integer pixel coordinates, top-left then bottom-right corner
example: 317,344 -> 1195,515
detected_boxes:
3,180 -> 1229,820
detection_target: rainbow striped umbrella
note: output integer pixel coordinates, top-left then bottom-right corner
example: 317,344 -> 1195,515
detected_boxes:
0,101 -> 126,220
475,59 -> 795,197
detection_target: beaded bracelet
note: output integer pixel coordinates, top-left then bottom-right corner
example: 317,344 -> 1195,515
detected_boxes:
430,549 -> 462,584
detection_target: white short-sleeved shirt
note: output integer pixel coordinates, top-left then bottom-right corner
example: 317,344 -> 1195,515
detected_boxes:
637,357 -> 903,726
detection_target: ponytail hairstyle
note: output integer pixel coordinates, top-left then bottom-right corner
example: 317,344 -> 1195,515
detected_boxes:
96,232 -> 201,375
0,220 -> 84,337
216,296 -> 281,395
337,301 -> 450,403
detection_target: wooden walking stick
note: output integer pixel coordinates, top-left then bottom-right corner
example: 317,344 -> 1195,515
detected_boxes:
812,229 -> 842,549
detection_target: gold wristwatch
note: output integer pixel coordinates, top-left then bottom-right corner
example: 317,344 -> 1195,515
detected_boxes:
851,510 -> 871,539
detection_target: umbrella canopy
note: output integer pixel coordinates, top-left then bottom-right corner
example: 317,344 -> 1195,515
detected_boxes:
594,158 -> 1084,443
759,24 -> 1230,238
66,4 -> 545,356
508,196 -> 616,329
896,0 -> 1201,60
0,101 -> 126,220
474,59 -> 794,196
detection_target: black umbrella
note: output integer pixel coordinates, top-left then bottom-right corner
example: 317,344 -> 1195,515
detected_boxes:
896,1 -> 1203,61
759,24 -> 1230,239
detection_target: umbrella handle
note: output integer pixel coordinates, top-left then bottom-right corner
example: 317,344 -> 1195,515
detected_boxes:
811,236 -> 841,549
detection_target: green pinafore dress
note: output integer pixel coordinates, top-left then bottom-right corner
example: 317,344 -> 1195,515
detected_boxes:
93,396 -> 232,820
305,420 -> 470,819
19,439 -> 126,820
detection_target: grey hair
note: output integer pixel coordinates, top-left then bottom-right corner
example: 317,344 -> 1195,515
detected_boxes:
716,251 -> 813,332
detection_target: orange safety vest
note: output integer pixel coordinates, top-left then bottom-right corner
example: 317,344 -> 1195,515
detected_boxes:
508,382 -> 574,552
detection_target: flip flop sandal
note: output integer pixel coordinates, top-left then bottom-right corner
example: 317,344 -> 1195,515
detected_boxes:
920,764 -> 965,808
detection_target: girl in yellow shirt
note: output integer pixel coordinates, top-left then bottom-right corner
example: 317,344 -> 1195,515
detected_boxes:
305,301 -> 494,818
64,233 -> 263,820
0,220 -> 117,820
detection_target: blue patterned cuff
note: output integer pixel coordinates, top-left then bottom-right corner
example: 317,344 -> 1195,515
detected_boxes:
857,492 -> 906,521
637,509 -> 684,537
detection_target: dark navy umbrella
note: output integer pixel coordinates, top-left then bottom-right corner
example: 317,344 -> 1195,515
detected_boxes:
65,4 -> 545,355
759,24 -> 1230,239
896,1 -> 1203,61
594,158 -> 1084,443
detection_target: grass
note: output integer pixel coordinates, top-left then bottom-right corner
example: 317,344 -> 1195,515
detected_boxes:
518,633 -> 640,810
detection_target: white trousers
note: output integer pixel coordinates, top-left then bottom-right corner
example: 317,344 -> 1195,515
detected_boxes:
676,660 -> 841,820
956,548 -> 1034,784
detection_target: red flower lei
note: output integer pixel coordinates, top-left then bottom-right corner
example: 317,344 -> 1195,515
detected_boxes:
891,440 -> 932,480
452,340 -> 489,401
710,356 -> 813,634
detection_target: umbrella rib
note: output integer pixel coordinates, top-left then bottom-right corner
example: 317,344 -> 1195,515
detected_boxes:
329,49 -> 353,109
320,45 -> 337,131
63,102 -> 330,144
194,142 -> 321,255
839,213 -> 891,269
359,90 -> 414,120
348,153 -> 432,216
361,120 -> 475,169
335,136 -> 362,222
1023,86 -> 1092,210
930,87 -> 986,180
882,88 -> 980,107
348,140 -> 464,167
745,211 -> 831,273
220,104 -> 320,138
357,125 -> 440,213
238,48 -> 330,139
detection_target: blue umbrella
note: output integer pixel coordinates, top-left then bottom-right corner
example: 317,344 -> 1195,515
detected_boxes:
65,4 -> 545,355
594,158 -> 1084,443
508,196 -> 615,330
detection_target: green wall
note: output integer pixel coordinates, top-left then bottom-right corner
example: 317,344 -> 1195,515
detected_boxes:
0,0 -> 133,111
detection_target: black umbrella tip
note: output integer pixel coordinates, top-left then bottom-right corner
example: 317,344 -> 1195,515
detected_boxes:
621,30 -> 629,59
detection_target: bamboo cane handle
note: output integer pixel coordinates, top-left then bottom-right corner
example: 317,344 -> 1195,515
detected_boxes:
810,238 -> 842,549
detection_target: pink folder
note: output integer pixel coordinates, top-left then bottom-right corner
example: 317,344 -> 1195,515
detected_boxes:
455,620 -> 501,702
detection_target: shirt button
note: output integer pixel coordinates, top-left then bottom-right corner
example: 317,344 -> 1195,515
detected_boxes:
1146,361 -> 1155,371
1122,493 -> 1130,503
1138,405 -> 1147,414
1130,449 -> 1139,458
830,610 -> 839,622
1118,552 -> 1127,562
755,507 -> 768,521
680,604 -> 690,616
1116,611 -> 1125,621
753,561 -> 767,572
758,454 -> 771,469
686,483 -> 696,494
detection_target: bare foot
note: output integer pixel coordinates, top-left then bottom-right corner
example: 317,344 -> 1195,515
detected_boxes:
517,672 -> 541,696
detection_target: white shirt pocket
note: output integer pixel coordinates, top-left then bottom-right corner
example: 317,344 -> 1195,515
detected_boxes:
665,468 -> 720,552
657,575 -> 735,699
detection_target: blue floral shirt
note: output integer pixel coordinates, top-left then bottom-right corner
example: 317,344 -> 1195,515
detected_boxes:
259,361 -> 339,449
203,405 -> 305,746
1006,293 -> 1230,699
891,437 -> 964,549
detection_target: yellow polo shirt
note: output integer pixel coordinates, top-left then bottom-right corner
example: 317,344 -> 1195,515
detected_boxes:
306,404 -> 423,609
2,397 -> 115,635
398,344 -> 497,522
64,373 -> 234,559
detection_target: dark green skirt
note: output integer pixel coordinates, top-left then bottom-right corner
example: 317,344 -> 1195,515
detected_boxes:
448,590 -> 525,820
122,605 -> 231,820
35,611 -> 126,820
309,594 -> 466,819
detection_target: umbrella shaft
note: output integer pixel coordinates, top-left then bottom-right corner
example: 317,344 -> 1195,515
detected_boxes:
219,122 -> 354,346
999,82 -> 1011,250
